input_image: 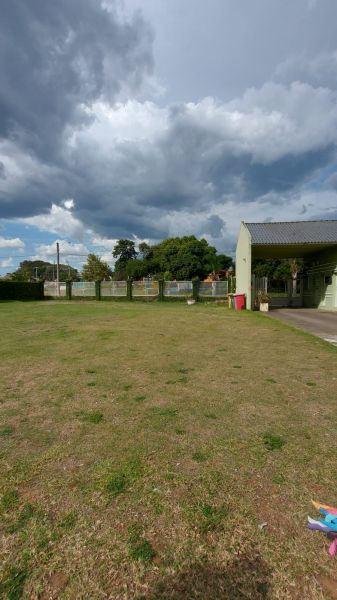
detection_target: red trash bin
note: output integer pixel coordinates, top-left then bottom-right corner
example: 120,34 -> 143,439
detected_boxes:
233,293 -> 246,310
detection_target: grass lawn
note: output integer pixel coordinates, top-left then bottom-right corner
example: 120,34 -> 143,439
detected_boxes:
1,301 -> 337,599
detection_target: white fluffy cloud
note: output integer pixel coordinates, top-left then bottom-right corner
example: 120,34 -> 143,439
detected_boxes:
0,257 -> 14,268
69,83 -> 337,164
20,204 -> 88,240
0,236 -> 24,249
3,77 -> 337,252
33,241 -> 90,266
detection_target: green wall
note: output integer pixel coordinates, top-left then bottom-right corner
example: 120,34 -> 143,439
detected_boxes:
303,248 -> 337,310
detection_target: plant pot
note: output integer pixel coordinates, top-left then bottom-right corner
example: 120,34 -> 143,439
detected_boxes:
259,302 -> 269,312
187,298 -> 196,305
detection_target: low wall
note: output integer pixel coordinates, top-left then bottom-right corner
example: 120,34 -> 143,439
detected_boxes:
44,279 -> 230,302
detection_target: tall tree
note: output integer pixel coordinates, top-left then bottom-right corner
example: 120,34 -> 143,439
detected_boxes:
112,240 -> 137,274
138,241 -> 152,260
217,254 -> 233,270
116,236 -> 232,281
151,236 -> 214,280
82,254 -> 112,281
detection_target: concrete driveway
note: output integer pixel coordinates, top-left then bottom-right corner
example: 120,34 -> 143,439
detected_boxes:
266,308 -> 337,345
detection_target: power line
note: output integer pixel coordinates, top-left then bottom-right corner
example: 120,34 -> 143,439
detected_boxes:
0,252 -> 113,259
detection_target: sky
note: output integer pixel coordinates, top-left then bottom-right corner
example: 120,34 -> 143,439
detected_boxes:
1,0 -> 337,274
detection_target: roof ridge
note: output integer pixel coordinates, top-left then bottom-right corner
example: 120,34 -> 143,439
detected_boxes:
244,219 -> 337,225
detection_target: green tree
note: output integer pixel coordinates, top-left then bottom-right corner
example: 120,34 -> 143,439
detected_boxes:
150,236 -> 213,280
112,236 -> 231,280
138,242 -> 152,260
113,240 -> 137,274
252,258 -> 304,283
8,260 -> 79,281
217,254 -> 233,270
82,254 -> 112,281
125,259 -> 149,279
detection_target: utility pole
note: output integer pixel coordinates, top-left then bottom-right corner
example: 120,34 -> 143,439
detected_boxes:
56,242 -> 60,297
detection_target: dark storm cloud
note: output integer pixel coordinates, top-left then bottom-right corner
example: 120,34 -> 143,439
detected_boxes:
124,0 -> 337,103
0,0 -> 153,156
2,0 -> 337,245
203,215 -> 225,238
326,172 -> 337,190
46,96 -> 337,239
241,147 -> 336,198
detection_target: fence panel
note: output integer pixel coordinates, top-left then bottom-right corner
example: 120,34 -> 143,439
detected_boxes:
44,282 -> 66,297
132,280 -> 159,297
199,281 -> 228,297
72,282 -> 95,297
101,281 -> 127,297
164,281 -> 193,297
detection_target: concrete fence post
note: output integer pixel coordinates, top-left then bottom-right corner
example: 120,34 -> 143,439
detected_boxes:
127,278 -> 133,301
158,279 -> 164,301
66,280 -> 72,301
39,280 -> 45,300
192,278 -> 200,302
95,281 -> 101,301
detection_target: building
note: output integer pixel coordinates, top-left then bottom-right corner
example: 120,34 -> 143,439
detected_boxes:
236,220 -> 337,310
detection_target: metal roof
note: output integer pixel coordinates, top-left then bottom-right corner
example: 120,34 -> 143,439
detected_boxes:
245,220 -> 337,245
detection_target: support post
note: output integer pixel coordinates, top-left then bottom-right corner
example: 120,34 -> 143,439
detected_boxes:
127,278 -> 133,301
192,278 -> 200,302
158,279 -> 164,301
56,242 -> 60,297
95,280 -> 101,301
66,280 -> 72,301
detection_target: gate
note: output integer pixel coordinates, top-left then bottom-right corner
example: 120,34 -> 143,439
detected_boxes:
251,275 -> 268,308
251,275 -> 303,308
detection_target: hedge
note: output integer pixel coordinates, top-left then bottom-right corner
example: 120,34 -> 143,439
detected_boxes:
0,281 -> 44,301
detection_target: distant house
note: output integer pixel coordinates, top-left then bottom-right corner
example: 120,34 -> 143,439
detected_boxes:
236,220 -> 337,310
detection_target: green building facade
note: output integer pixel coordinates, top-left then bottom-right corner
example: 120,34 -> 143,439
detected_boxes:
303,247 -> 337,310
236,220 -> 337,311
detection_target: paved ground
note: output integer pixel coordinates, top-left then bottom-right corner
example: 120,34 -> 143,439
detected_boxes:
266,308 -> 337,345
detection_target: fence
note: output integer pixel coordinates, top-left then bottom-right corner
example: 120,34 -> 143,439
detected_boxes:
164,281 -> 192,297
101,281 -> 127,297
72,282 -> 95,297
44,281 -> 67,297
44,279 -> 231,302
199,281 -> 228,297
133,280 -> 159,298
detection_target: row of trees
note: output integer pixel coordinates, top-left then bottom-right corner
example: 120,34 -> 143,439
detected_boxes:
3,250 -> 305,285
3,260 -> 80,282
3,237 -> 233,282
110,237 -> 233,281
82,247 -> 304,283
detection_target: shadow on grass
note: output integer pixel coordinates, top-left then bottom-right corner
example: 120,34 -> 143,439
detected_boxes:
136,552 -> 270,599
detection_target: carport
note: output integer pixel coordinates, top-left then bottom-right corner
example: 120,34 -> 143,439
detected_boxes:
235,220 -> 337,310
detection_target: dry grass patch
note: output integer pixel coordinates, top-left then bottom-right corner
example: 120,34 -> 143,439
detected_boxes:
0,301 -> 337,598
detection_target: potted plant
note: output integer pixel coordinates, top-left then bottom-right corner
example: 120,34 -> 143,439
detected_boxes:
257,291 -> 271,312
